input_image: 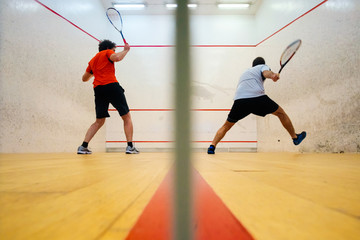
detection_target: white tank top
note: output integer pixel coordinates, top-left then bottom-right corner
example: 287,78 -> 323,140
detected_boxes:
234,64 -> 270,100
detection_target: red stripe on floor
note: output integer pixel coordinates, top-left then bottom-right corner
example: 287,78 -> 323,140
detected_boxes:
125,170 -> 173,240
125,168 -> 254,240
106,140 -> 256,143
193,169 -> 254,240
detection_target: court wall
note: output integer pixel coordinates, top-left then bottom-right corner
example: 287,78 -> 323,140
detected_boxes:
0,0 -> 110,153
0,0 -> 259,153
106,14 -> 258,152
0,0 -> 359,153
255,0 -> 360,152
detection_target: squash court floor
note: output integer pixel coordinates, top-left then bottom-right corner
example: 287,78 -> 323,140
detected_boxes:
0,152 -> 359,240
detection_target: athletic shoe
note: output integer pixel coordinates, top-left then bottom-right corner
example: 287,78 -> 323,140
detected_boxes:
293,131 -> 307,145
126,146 -> 140,154
77,146 -> 92,154
207,145 -> 215,154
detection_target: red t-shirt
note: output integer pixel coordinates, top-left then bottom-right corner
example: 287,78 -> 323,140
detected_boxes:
86,49 -> 118,88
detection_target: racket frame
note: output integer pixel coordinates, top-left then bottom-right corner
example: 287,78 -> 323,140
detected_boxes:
278,39 -> 302,73
106,7 -> 127,44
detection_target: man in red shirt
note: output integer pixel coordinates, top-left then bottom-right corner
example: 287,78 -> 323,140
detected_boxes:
78,40 -> 139,154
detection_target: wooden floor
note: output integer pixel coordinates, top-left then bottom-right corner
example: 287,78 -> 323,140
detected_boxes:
0,152 -> 359,240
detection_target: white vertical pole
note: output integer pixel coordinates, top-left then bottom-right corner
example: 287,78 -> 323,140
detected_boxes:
174,0 -> 192,239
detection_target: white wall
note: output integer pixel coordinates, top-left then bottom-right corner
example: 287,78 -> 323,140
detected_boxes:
255,0 -> 325,42
106,14 -> 258,151
1,0 -> 359,153
0,0 -> 259,153
0,0 -> 109,153
108,0 -> 360,152
190,15 -> 256,45
255,0 -> 360,152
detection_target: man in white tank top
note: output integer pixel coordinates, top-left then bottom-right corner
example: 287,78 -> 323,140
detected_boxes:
207,57 -> 306,154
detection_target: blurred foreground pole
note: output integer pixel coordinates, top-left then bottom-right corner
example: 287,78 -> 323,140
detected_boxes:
174,0 -> 192,240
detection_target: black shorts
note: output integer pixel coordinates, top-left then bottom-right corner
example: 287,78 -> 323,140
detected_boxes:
94,82 -> 129,118
227,95 -> 279,123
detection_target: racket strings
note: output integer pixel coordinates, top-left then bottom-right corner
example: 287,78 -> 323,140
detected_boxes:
108,13 -> 120,22
106,9 -> 123,31
280,41 -> 301,64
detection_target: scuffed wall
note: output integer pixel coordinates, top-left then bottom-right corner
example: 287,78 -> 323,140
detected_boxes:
255,0 -> 360,152
0,0 -> 110,153
1,0 -> 358,153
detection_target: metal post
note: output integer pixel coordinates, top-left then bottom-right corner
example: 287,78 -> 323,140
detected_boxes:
174,0 -> 192,239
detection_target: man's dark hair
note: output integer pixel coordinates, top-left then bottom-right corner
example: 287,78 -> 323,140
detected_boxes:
252,57 -> 265,67
98,40 -> 116,52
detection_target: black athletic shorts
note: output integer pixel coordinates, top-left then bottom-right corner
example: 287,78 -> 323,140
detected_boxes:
227,95 -> 279,123
94,82 -> 129,118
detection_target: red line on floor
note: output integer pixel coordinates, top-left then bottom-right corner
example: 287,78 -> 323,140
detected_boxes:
107,140 -> 173,143
193,168 -> 254,240
194,140 -> 257,143
118,45 -> 256,48
106,140 -> 257,143
108,109 -> 231,111
192,45 -> 256,48
125,169 -> 173,240
125,45 -> 175,48
125,168 -> 254,240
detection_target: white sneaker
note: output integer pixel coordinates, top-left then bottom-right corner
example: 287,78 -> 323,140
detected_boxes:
126,146 -> 139,154
77,146 -> 92,154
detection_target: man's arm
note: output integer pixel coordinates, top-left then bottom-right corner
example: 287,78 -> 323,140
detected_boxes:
82,72 -> 93,82
263,70 -> 280,82
110,43 -> 130,62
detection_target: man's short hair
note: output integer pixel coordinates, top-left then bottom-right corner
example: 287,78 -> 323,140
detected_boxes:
98,40 -> 116,52
252,57 -> 265,67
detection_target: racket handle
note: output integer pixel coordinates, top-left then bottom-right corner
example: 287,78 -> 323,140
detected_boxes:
278,67 -> 283,74
120,31 -> 127,44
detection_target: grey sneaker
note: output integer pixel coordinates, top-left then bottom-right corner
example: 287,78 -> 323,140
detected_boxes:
77,146 -> 92,154
126,146 -> 139,154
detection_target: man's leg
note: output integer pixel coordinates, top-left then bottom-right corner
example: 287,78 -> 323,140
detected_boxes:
121,112 -> 139,154
84,118 -> 106,143
78,118 -> 106,154
272,106 -> 306,145
121,112 -> 133,142
271,106 -> 296,138
208,120 -> 235,154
